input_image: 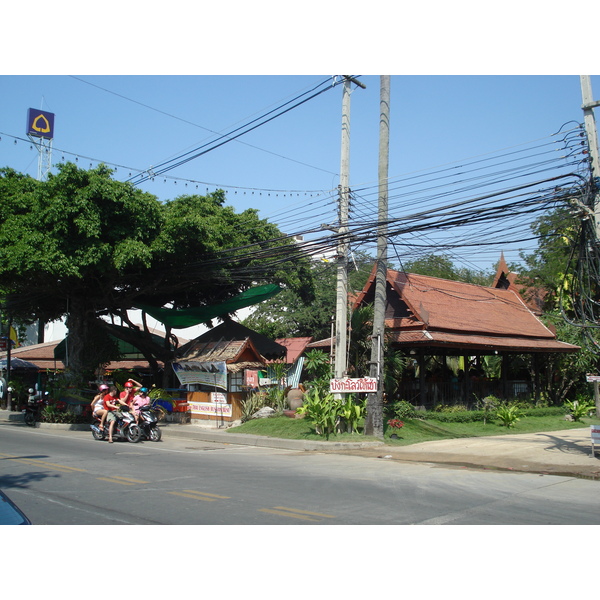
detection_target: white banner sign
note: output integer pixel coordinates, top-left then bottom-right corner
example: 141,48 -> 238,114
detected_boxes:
188,401 -> 232,417
587,375 -> 600,382
330,377 -> 378,393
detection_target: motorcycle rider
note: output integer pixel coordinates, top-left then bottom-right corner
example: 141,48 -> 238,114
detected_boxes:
131,387 -> 150,423
103,386 -> 124,443
92,384 -> 110,429
119,379 -> 141,410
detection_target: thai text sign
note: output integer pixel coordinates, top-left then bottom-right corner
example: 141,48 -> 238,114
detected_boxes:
188,401 -> 232,417
330,377 -> 378,393
591,425 -> 600,442
587,375 -> 600,382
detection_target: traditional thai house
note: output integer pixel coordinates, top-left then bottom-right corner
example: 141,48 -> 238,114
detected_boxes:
310,266 -> 579,408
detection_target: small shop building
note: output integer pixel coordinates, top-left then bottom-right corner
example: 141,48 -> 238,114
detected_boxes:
174,320 -> 287,424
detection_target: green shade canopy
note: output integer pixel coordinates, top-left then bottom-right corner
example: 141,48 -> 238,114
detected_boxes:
134,284 -> 283,329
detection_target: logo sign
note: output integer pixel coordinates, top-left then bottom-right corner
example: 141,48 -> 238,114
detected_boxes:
330,377 -> 378,393
26,108 -> 55,139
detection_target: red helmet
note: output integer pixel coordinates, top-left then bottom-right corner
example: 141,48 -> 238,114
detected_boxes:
124,381 -> 134,388
99,384 -> 109,391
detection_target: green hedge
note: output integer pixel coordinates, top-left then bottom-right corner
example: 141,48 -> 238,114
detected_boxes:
425,405 -> 566,423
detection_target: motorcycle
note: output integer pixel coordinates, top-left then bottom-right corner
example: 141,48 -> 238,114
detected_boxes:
90,405 -> 141,443
23,392 -> 49,426
138,403 -> 162,442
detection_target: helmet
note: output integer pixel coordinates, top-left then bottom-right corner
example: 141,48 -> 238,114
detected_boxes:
99,384 -> 109,391
28,388 -> 34,394
140,387 -> 148,394
124,381 -> 134,388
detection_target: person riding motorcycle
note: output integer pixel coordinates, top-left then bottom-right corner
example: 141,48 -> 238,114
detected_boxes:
131,387 -> 150,423
103,386 -> 129,443
92,384 -> 110,429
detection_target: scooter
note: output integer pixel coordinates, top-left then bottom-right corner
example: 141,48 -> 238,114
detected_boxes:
23,392 -> 49,426
138,403 -> 162,442
90,405 -> 141,443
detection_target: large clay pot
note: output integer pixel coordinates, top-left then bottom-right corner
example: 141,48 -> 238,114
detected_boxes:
287,388 -> 304,411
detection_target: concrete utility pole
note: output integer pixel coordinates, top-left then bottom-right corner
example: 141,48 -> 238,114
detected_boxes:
580,76 -> 600,238
365,76 -> 390,437
580,76 -> 600,419
334,77 -> 365,388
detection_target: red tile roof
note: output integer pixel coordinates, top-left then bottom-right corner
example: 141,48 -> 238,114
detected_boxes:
273,337 -> 313,363
352,267 -> 579,354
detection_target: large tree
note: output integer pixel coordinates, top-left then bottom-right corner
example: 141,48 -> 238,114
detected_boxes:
0,164 -> 313,383
402,253 -> 494,285
242,250 -> 375,341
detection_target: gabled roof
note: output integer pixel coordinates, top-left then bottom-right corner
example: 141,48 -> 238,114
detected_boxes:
492,252 -> 546,315
352,266 -> 578,354
177,320 -> 286,360
273,337 -> 313,363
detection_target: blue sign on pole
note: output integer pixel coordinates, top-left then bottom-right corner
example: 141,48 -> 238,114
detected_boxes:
26,108 -> 55,139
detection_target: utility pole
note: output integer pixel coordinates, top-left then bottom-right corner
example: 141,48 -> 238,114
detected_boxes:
334,76 -> 365,388
580,76 -> 600,419
580,76 -> 600,238
365,76 -> 390,437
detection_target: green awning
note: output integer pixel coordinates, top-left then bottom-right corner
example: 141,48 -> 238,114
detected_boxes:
134,284 -> 282,329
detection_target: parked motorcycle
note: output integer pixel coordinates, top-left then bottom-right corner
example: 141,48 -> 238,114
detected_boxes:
23,391 -> 49,426
138,403 -> 162,442
90,405 -> 141,443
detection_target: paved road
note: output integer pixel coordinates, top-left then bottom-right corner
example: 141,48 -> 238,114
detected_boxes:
1,424 -> 599,525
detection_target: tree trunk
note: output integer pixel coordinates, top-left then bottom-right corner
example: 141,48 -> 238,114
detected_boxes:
64,297 -> 92,381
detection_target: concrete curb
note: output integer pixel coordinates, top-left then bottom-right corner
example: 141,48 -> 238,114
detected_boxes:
0,409 -> 384,451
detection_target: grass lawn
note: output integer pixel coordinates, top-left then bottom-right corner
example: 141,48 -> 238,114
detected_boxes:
227,413 -> 598,446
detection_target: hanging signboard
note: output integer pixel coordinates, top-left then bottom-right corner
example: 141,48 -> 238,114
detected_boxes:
330,377 -> 378,393
26,108 -> 55,140
172,361 -> 227,389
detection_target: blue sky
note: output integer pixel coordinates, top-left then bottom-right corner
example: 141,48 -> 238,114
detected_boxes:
1,74 -> 598,272
2,5 -> 600,277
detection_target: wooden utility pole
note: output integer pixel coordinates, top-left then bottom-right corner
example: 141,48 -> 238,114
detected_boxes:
365,76 -> 390,437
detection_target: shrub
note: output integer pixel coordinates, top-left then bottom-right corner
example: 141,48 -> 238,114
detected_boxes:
496,404 -> 521,428
41,404 -> 78,424
425,409 -> 487,423
337,395 -> 366,434
296,388 -> 341,439
564,399 -> 595,422
240,392 -> 268,423
434,404 -> 470,413
386,400 -> 418,420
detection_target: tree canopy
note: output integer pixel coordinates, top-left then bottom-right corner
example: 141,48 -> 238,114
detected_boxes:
242,250 -> 375,341
0,164 -> 313,382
